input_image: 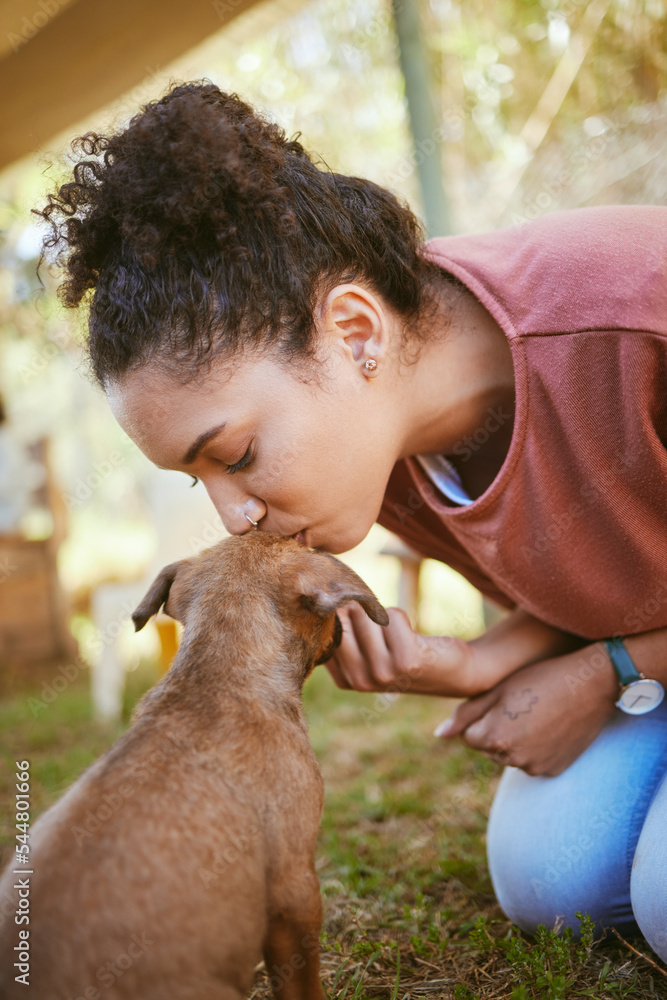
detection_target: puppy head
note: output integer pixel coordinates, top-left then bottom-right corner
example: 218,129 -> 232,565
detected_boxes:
132,534 -> 388,674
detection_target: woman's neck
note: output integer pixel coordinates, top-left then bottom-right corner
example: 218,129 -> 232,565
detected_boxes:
396,282 -> 516,497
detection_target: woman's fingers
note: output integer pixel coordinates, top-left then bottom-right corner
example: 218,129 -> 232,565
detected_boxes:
371,607 -> 422,684
323,605 -> 419,693
323,606 -> 475,698
433,687 -> 501,739
322,605 -> 381,691
462,707 -> 515,765
324,654 -> 352,689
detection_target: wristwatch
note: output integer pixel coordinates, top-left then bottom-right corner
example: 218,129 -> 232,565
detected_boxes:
604,637 -> 665,715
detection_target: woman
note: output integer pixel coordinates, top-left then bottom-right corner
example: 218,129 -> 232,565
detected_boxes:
37,82 -> 667,958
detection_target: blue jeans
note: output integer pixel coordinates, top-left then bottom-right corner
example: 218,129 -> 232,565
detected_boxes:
487,699 -> 667,960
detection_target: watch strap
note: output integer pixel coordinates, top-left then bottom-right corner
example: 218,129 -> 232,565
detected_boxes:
604,637 -> 642,687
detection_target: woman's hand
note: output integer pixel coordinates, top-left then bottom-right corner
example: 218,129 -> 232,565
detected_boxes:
324,604 -> 490,699
434,643 -> 620,776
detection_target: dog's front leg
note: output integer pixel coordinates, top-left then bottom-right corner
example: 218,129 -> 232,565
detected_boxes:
263,910 -> 324,1000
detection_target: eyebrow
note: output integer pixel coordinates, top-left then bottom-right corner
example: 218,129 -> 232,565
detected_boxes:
182,422 -> 227,465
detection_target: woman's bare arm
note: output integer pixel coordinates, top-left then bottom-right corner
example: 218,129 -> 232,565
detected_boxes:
466,607 -> 589,692
325,604 -> 589,698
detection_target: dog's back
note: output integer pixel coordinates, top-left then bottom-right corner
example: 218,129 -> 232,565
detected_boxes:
0,533 -> 387,999
0,693 -> 322,999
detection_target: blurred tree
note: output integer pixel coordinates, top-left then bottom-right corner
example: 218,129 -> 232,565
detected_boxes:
421,0 -> 667,228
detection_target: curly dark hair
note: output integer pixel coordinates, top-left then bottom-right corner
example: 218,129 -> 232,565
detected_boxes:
34,80 -> 452,387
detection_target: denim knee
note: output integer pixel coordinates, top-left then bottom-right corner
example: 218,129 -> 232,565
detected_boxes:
487,767 -> 638,936
630,773 -> 667,962
486,705 -> 667,946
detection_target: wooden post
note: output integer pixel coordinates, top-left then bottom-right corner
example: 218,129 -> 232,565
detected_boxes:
379,536 -> 423,629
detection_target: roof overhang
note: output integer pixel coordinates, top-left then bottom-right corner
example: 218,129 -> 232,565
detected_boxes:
1,0 -> 304,175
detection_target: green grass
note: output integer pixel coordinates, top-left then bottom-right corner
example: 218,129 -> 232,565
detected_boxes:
1,662 -> 666,999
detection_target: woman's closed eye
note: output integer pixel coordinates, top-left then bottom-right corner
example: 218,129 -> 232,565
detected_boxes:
184,446 -> 253,485
225,447 -> 253,475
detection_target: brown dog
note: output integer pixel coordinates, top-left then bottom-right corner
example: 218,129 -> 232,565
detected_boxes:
0,532 -> 388,1000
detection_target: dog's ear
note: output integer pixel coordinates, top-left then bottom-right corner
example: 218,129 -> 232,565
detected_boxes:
295,554 -> 389,626
132,562 -> 183,632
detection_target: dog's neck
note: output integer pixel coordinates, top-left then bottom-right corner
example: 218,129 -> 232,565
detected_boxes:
161,608 -> 312,717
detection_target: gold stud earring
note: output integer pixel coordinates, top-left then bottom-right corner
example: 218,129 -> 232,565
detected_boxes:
364,359 -> 378,373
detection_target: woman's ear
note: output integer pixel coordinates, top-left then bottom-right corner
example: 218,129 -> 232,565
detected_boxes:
132,561 -> 184,631
318,283 -> 387,369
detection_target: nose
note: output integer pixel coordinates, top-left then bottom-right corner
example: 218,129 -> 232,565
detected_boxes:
202,480 -> 265,536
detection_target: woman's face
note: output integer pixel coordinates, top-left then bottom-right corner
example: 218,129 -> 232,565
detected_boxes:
106,286 -> 409,554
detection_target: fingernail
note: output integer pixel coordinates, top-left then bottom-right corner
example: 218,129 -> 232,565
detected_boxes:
434,719 -> 454,738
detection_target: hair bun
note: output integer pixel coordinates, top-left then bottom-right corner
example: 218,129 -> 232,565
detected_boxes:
115,82 -> 302,267
38,80 -> 301,288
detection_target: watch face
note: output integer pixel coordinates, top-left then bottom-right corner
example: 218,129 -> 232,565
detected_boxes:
617,679 -> 666,715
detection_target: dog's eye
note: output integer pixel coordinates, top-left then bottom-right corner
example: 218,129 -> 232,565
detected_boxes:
225,447 -> 253,475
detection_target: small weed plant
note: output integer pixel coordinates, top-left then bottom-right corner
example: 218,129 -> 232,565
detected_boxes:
468,912 -> 646,999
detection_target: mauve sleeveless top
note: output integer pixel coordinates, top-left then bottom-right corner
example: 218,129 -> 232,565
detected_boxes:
377,206 -> 667,639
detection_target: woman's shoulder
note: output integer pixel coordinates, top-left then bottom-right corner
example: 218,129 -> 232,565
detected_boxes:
426,205 -> 667,263
424,206 -> 667,341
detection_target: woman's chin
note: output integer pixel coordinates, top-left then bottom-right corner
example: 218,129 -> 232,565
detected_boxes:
316,524 -> 371,555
